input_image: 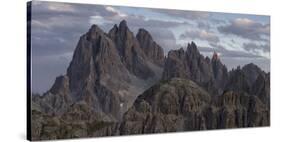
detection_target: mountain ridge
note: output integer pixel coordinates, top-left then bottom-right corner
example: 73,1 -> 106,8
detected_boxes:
31,20 -> 270,140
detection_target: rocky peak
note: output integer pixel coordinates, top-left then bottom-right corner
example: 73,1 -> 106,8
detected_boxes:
205,56 -> 211,63
136,28 -> 153,40
225,63 -> 264,94
243,63 -> 259,69
251,73 -> 270,105
89,24 -> 102,32
87,24 -> 104,40
226,66 -> 251,93
55,23 -> 133,120
112,20 -> 129,41
113,24 -> 118,29
119,20 -> 128,29
49,75 -> 69,95
212,51 -> 219,61
34,75 -> 72,115
108,20 -> 135,56
242,63 -> 262,75
108,24 -> 118,35
108,20 -> 155,79
242,63 -> 264,84
163,42 -> 231,95
116,20 -> 130,41
162,48 -> 189,80
67,25 -> 107,91
136,28 -> 164,66
211,51 -> 228,88
186,41 -> 200,56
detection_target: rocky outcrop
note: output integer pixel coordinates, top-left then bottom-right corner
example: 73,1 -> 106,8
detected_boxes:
242,63 -> 265,85
185,42 -> 214,83
108,20 -> 155,79
120,78 -> 211,134
225,63 -> 267,96
136,28 -> 164,66
33,24 -> 129,121
32,75 -> 72,115
31,20 -> 165,140
162,42 -> 228,95
211,91 -> 269,128
162,48 -> 188,80
31,109 -> 119,141
251,73 -> 270,106
211,52 -> 228,92
67,24 -> 130,93
120,78 -> 269,134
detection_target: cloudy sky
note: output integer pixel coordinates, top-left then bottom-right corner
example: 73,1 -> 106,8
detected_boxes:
30,1 -> 270,93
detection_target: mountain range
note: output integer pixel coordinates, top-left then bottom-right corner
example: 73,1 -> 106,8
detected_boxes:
31,20 -> 270,140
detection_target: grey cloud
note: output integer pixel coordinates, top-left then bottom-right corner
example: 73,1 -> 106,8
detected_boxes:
32,1 -> 115,20
147,28 -> 177,54
220,57 -> 270,72
180,30 -> 220,43
218,18 -> 270,41
197,45 -> 269,72
210,18 -> 227,25
31,2 -> 105,58
208,43 -> 263,58
98,13 -> 187,31
126,18 -> 186,28
220,50 -> 262,58
197,47 -> 216,53
243,42 -> 270,53
196,45 -> 269,72
197,21 -> 211,30
31,2 -> 131,58
151,9 -> 209,20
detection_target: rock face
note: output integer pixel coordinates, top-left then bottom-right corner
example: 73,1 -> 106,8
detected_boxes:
120,78 -> 269,134
225,64 -> 270,108
120,78 -> 211,134
32,75 -> 72,115
211,52 -> 228,92
108,20 -> 155,79
162,42 -> 270,98
162,42 -> 228,95
251,73 -> 270,106
31,20 -> 165,140
31,20 -> 270,140
136,28 -> 164,66
212,91 -> 269,128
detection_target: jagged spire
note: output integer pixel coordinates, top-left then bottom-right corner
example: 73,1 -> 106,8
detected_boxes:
186,41 -> 199,55
113,24 -> 118,29
89,24 -> 102,32
136,28 -> 153,41
87,24 -> 104,40
119,19 -> 128,29
212,51 -> 219,61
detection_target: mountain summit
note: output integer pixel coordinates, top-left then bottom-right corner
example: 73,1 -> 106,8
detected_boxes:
162,42 -> 228,94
